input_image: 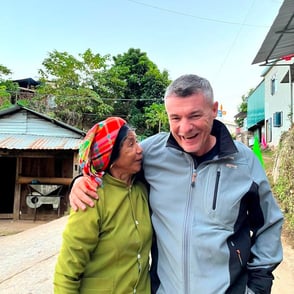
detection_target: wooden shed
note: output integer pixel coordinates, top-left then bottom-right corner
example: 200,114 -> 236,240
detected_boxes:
0,105 -> 85,221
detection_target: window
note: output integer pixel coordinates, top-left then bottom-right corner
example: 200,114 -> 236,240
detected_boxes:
270,77 -> 277,95
273,111 -> 282,127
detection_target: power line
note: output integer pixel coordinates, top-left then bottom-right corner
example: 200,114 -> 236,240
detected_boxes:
5,90 -> 163,101
127,0 -> 270,28
213,0 -> 257,80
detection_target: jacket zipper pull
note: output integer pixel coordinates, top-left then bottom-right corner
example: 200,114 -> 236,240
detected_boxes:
236,249 -> 243,266
191,169 -> 197,186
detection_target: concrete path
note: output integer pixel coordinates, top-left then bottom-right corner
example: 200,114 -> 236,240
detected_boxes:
0,216 -> 68,294
0,216 -> 293,294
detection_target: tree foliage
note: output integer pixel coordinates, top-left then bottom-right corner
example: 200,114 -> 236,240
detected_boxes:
0,64 -> 18,110
111,48 -> 170,134
1,48 -> 171,136
0,64 -> 12,77
144,103 -> 169,133
235,89 -> 253,128
34,49 -> 117,129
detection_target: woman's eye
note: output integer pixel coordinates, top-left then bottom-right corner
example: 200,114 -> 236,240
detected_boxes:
128,140 -> 135,146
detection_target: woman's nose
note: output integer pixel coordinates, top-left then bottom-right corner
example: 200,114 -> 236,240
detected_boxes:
136,143 -> 143,153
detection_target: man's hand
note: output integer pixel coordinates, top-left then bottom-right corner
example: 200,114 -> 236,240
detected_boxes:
69,176 -> 98,211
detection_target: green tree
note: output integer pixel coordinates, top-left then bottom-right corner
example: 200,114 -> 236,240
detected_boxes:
0,64 -> 12,77
0,85 -> 11,110
235,89 -> 253,127
0,65 -> 18,110
111,48 -> 170,134
144,103 -> 169,133
34,49 -> 117,129
21,48 -> 170,133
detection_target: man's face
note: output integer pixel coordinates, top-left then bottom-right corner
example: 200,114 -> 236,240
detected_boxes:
165,93 -> 218,156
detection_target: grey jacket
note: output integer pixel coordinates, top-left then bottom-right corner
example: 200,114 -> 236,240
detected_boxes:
141,119 -> 283,294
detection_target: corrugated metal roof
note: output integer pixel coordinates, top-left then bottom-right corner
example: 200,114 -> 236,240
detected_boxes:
0,134 -> 83,150
0,105 -> 85,135
0,105 -> 86,151
252,0 -> 294,65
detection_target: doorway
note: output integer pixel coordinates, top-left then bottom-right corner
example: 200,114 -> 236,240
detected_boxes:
0,157 -> 16,214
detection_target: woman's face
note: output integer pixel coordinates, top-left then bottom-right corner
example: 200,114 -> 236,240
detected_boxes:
114,130 -> 143,175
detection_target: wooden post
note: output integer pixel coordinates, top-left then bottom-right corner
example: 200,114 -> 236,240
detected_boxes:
17,176 -> 72,185
13,158 -> 21,220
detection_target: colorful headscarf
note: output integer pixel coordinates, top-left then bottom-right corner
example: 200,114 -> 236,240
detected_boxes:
79,117 -> 126,185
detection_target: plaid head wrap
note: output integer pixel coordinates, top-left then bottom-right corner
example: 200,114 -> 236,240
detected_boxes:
79,117 -> 126,185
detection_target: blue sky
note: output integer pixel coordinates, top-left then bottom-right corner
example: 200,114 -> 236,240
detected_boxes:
0,0 -> 283,120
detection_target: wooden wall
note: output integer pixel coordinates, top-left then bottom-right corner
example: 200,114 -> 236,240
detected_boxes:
0,150 -> 80,220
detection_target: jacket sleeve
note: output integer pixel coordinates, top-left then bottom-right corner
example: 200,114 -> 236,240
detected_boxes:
245,149 -> 284,294
53,202 -> 101,293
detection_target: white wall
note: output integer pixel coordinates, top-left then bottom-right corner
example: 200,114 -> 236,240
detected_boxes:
263,60 -> 293,147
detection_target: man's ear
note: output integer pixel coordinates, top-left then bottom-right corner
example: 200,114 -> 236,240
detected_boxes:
212,101 -> 218,118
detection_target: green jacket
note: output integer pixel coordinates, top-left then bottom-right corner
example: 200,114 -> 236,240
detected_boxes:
54,173 -> 152,293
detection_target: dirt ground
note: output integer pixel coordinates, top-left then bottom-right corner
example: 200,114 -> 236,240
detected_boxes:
0,219 -> 48,237
0,219 -> 293,293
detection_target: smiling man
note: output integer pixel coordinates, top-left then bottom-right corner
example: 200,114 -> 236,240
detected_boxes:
70,74 -> 284,294
164,79 -> 217,156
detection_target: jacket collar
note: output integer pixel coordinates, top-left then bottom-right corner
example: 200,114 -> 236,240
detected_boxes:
166,119 -> 238,158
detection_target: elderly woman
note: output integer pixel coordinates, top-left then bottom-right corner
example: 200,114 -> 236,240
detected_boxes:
54,117 -> 152,294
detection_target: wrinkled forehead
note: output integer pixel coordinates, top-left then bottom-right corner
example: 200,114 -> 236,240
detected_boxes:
165,92 -> 208,106
165,94 -> 217,118
122,129 -> 137,142
126,129 -> 136,137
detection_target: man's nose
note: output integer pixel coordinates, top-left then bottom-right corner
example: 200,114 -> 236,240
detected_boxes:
179,119 -> 193,134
